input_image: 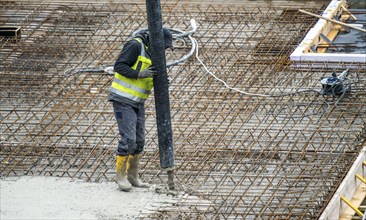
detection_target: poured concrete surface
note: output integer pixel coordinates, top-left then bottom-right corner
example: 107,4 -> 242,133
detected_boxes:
333,12 -> 366,54
0,176 -> 174,220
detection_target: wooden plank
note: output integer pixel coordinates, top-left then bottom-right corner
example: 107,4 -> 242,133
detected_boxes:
340,185 -> 366,219
298,9 -> 366,33
341,5 -> 357,20
319,146 -> 366,220
317,25 -> 342,53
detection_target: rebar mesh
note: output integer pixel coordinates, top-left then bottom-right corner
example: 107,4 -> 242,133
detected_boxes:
1,1 -> 366,219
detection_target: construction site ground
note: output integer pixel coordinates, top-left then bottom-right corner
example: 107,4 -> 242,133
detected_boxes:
1,176 -> 176,219
1,0 -> 365,219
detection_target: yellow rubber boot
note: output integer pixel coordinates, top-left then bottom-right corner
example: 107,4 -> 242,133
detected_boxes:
116,155 -> 132,191
127,154 -> 149,188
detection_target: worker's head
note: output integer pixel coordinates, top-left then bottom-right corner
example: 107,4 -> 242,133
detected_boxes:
163,28 -> 173,50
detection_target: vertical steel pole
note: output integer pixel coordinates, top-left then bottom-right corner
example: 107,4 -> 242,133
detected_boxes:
145,0 -> 175,190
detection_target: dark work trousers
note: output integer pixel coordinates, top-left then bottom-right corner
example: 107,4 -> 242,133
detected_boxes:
112,101 -> 145,156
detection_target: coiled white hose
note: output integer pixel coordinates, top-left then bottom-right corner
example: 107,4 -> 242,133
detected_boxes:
64,19 -> 197,77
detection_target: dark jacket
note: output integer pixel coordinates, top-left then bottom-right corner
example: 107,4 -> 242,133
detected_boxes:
108,33 -> 151,107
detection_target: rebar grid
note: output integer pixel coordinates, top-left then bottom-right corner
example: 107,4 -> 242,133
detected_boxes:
1,1 -> 365,219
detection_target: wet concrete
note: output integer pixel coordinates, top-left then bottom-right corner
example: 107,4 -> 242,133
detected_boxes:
333,11 -> 366,54
326,0 -> 366,54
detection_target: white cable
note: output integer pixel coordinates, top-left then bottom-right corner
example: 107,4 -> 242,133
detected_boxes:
193,38 -> 272,97
64,26 -> 196,76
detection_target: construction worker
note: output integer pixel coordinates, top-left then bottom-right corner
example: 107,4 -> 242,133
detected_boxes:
108,29 -> 173,191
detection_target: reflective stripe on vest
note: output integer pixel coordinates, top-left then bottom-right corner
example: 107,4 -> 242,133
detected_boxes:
109,38 -> 153,103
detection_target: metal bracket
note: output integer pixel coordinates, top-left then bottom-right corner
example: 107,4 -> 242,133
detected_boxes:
309,46 -> 317,53
334,17 -> 351,32
319,33 -> 338,51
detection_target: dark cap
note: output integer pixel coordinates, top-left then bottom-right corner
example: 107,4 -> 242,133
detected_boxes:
163,28 -> 173,49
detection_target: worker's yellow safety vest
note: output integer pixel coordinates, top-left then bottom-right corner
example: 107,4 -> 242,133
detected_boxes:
109,38 -> 153,103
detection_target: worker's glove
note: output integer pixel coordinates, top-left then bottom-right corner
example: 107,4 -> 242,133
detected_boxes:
104,66 -> 115,75
138,67 -> 157,78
